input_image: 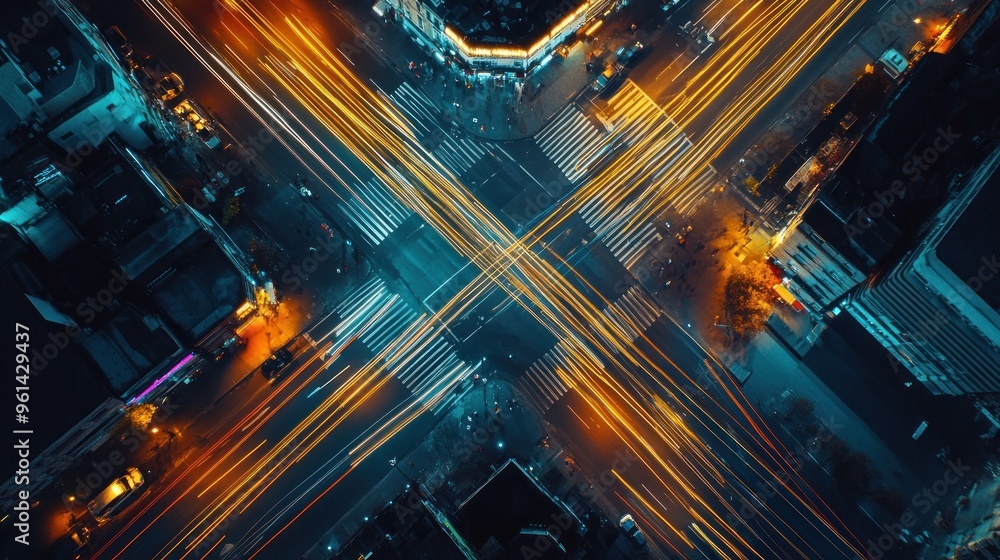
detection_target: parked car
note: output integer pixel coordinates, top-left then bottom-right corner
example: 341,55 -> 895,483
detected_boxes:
154,72 -> 184,102
592,64 -> 618,91
173,99 -> 222,148
87,467 -> 144,524
616,41 -> 644,68
261,348 -> 294,382
619,514 -> 647,548
103,26 -> 132,63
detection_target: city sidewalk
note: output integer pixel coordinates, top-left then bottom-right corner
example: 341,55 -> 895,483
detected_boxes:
366,6 -> 652,141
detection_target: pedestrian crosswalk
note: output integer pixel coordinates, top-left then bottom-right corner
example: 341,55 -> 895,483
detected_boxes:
387,81 -> 438,135
389,82 -> 486,176
535,104 -> 610,183
431,134 -> 486,176
309,276 -> 471,415
518,340 -> 580,413
578,164 -> 717,270
598,286 -> 662,343
380,318 -> 476,414
338,177 -> 412,246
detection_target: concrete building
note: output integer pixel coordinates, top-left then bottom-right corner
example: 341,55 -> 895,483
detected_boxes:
379,0 -> 614,75
846,146 -> 1000,395
335,459 -> 587,559
0,144 -> 257,512
0,0 -> 158,162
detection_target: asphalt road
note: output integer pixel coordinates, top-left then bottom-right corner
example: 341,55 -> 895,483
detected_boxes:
61,0 -> 901,557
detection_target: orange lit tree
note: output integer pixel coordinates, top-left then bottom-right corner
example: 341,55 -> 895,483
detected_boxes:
723,260 -> 778,339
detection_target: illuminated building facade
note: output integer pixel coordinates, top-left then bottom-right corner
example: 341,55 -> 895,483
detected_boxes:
846,147 -> 1000,395
378,0 -> 613,75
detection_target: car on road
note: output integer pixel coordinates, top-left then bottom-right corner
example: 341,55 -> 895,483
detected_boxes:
173,99 -> 222,148
87,467 -> 144,524
261,348 -> 294,382
619,514 -> 647,548
592,64 -> 618,91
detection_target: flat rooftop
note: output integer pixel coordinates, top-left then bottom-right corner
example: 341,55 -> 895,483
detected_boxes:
150,242 -> 244,342
454,460 -> 583,559
936,165 -> 1000,312
2,265 -> 112,452
440,0 -> 584,46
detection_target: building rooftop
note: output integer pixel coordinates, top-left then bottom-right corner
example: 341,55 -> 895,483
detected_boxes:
77,304 -> 182,395
150,242 -> 245,343
439,0 -> 584,46
1,264 -> 111,453
454,460 -> 583,559
116,203 -> 209,283
936,163 -> 1000,312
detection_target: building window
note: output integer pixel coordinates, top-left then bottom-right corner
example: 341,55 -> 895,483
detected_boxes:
59,131 -> 74,141
106,103 -> 117,111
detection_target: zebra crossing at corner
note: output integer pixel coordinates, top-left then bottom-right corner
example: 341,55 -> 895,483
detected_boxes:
535,104 -> 610,183
389,82 -> 486,176
359,296 -> 419,352
338,177 -> 412,246
431,134 -> 486,176
604,223 -> 662,270
387,81 -> 438,135
517,339 -> 604,413
600,286 -> 662,342
380,322 -> 475,414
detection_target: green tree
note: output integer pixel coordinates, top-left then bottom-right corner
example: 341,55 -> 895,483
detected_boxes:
873,488 -> 908,517
744,176 -> 760,196
249,237 -> 289,273
723,260 -> 778,338
221,196 -> 240,225
849,70 -> 892,117
118,403 -> 157,433
784,397 -> 817,436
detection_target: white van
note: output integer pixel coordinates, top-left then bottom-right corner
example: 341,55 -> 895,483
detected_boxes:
87,467 -> 144,523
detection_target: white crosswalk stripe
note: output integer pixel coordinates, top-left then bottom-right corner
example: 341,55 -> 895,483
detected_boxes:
381,324 -> 475,414
388,81 -> 437,135
338,178 -> 412,246
574,81 -> 719,268
518,339 -> 605,413
663,166 -> 720,217
600,286 -> 662,342
535,105 -> 610,183
312,276 -> 469,415
433,134 -> 486,175
359,297 -> 419,352
605,223 -> 662,270
389,82 -> 487,176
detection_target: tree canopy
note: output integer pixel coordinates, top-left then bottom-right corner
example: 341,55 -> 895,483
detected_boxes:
724,260 -> 779,338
